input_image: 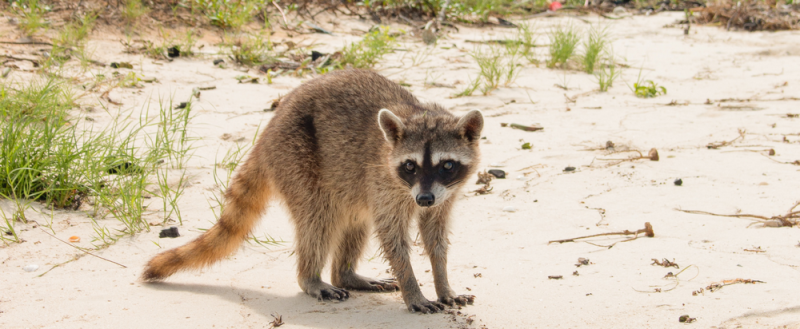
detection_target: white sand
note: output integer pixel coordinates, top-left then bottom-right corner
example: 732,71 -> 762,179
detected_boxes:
2,12 -> 799,328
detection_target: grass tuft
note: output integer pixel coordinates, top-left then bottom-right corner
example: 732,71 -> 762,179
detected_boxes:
547,24 -> 580,69
338,27 -> 397,69
581,26 -> 609,74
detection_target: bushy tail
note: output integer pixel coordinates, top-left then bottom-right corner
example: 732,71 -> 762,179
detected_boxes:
142,154 -> 271,282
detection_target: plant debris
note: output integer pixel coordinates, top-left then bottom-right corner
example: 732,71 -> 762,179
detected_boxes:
704,278 -> 765,293
679,314 -> 696,323
575,257 -> 591,267
269,313 -> 284,328
651,258 -> 679,269
693,1 -> 800,31
502,123 -> 544,132
677,201 -> 800,227
548,275 -> 563,280
476,170 -> 493,185
707,129 -> 746,149
548,222 -> 655,248
598,148 -> 659,163
109,62 -> 133,69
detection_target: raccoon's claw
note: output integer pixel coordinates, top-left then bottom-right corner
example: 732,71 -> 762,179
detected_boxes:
443,294 -> 475,306
370,278 -> 400,292
318,286 -> 350,301
408,300 -> 447,314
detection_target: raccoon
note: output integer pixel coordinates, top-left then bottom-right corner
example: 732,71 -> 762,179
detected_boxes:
143,69 -> 483,313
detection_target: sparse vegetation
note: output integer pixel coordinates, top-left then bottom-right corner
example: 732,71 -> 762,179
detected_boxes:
338,27 -> 397,69
631,69 -> 667,98
594,60 -> 619,92
121,0 -> 150,26
457,43 -> 520,96
224,32 -> 274,66
547,24 -> 581,69
194,0 -> 259,30
0,77 -> 196,247
581,26 -> 609,74
11,0 -> 49,36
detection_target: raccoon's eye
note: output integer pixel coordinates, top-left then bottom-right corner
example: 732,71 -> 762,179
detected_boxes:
443,161 -> 454,171
404,161 -> 416,173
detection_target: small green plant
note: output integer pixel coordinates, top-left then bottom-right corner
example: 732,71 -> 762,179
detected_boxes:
513,21 -> 538,64
547,24 -> 580,69
225,32 -> 274,66
195,0 -> 258,29
121,0 -> 149,26
633,80 -> 667,98
458,45 -> 519,96
581,26 -> 609,74
11,0 -> 49,36
54,14 -> 96,49
594,61 -> 619,92
338,27 -> 397,69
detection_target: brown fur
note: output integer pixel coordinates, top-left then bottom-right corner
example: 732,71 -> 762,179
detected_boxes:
142,69 -> 482,313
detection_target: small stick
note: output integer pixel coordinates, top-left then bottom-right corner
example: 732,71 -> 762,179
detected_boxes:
597,148 -> 659,162
0,54 -> 40,66
0,40 -> 54,46
39,228 -> 127,268
677,201 -> 799,227
549,222 -> 654,245
272,1 -> 288,27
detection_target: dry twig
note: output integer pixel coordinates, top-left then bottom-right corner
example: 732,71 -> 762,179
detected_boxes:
677,201 -> 800,227
549,222 -> 654,248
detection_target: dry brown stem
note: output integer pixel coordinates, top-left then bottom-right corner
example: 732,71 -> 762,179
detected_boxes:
677,201 -> 800,227
549,222 -> 654,248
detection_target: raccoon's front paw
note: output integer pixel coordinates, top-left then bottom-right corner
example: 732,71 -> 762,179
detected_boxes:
407,298 -> 447,314
439,294 -> 475,307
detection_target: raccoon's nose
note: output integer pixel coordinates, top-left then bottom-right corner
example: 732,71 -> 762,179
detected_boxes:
416,193 -> 435,207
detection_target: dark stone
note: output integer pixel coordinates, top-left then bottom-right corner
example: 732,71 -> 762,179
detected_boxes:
213,59 -> 224,65
159,227 -> 180,238
167,46 -> 180,58
311,50 -> 324,61
487,169 -> 506,179
564,166 -> 576,172
674,178 -> 683,186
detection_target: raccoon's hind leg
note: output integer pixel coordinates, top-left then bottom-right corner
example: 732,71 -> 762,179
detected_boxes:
290,196 -> 350,301
331,220 -> 400,292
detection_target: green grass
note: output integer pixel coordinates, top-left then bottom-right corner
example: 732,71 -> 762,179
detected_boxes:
514,21 -> 538,64
594,61 -> 619,92
630,67 -> 667,97
121,0 -> 149,26
547,24 -> 580,69
11,0 -> 49,36
0,78 -> 197,247
457,45 -> 520,96
338,27 -> 397,69
224,32 -> 274,66
194,0 -> 259,30
581,26 -> 609,74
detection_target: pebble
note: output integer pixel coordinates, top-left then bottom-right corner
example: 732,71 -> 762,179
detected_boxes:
516,175 -> 525,181
23,264 -> 39,272
503,206 -> 517,213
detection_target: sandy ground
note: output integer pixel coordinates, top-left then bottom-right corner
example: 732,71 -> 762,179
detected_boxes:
2,11 -> 800,329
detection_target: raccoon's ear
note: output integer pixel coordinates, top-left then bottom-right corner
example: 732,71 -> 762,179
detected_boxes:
378,109 -> 405,145
456,109 -> 484,142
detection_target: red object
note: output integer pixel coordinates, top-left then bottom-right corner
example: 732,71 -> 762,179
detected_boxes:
549,1 -> 562,11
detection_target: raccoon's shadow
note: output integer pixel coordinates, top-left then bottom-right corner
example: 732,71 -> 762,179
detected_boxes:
146,282 -> 456,328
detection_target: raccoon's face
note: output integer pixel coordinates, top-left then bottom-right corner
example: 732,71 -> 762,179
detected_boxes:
378,107 -> 483,208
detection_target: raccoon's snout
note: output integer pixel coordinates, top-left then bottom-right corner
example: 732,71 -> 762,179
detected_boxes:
415,193 -> 435,207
